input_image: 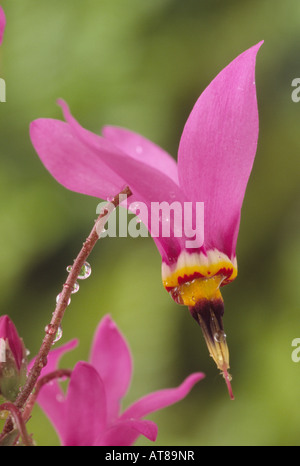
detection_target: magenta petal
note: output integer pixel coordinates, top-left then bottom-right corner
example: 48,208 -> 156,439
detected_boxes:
178,42 -> 263,258
102,125 -> 179,184
89,315 -> 132,423
56,100 -> 183,213
0,6 -> 6,45
30,119 -> 126,200
58,99 -> 189,262
30,340 -> 78,443
121,372 -> 204,420
63,362 -> 107,446
96,419 -> 157,446
31,100 -> 188,262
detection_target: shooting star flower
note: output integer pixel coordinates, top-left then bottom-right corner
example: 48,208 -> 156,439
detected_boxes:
30,42 -> 263,399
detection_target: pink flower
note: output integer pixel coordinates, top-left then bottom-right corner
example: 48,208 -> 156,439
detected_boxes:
0,6 -> 6,45
30,42 -> 263,396
30,315 -> 204,446
0,315 -> 27,401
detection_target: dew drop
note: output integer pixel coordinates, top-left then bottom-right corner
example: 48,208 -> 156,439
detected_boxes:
71,282 -> 80,294
66,265 -> 73,273
53,326 -> 63,344
56,293 -> 71,306
45,324 -> 56,335
214,331 -> 226,343
78,262 -> 92,280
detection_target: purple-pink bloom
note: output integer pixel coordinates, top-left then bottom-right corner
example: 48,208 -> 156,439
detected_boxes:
30,315 -> 204,446
0,6 -> 5,45
30,43 -> 262,395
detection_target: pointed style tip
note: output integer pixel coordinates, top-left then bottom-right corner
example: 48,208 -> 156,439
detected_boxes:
189,296 -> 236,399
222,368 -> 235,401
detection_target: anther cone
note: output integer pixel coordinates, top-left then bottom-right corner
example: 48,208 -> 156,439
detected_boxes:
189,296 -> 234,400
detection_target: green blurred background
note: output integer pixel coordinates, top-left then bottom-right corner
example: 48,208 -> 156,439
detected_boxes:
0,0 -> 300,446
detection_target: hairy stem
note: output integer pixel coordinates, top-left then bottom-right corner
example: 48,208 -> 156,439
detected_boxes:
0,403 -> 33,446
1,186 -> 132,438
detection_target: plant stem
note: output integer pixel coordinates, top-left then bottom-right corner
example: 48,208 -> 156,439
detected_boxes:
1,186 -> 132,438
22,369 -> 72,424
0,403 -> 33,446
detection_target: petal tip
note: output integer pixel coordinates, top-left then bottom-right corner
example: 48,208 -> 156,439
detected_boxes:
100,314 -> 117,331
0,6 -> 6,46
56,98 -> 70,118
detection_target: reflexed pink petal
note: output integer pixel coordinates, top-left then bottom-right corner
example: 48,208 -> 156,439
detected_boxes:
121,372 -> 204,420
63,362 -> 107,446
59,100 -> 190,262
30,101 -> 188,262
96,419 -> 157,446
89,315 -> 132,423
30,119 -> 126,200
0,6 -> 6,45
102,125 -> 179,184
56,101 -> 183,212
178,42 -> 263,258
30,339 -> 78,443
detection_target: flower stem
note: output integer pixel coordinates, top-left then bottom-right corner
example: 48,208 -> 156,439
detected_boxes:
0,402 -> 33,446
22,369 -> 72,423
1,186 -> 132,438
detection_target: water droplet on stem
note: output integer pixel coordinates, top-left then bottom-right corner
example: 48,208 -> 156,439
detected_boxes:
71,282 -> 80,294
56,293 -> 71,306
78,262 -> 92,280
53,326 -> 63,344
45,324 -> 56,335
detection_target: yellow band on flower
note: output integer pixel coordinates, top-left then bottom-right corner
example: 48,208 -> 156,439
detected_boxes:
162,250 -> 237,306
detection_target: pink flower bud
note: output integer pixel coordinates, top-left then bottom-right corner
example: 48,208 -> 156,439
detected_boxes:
0,315 -> 27,401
